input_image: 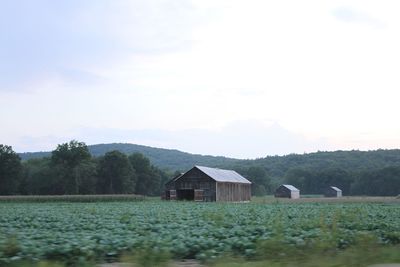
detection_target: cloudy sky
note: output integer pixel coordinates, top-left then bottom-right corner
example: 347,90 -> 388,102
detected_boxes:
1,0 -> 400,158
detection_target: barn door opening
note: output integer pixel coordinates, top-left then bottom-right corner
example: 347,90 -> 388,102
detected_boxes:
167,190 -> 176,200
194,189 -> 204,202
177,189 -> 194,200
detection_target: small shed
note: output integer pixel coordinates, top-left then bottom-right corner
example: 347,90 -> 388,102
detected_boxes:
165,166 -> 251,202
274,184 -> 300,199
324,186 -> 342,197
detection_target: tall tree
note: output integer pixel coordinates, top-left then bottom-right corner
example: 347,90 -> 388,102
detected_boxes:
245,166 -> 272,196
0,145 -> 22,195
51,140 -> 92,194
20,158 -> 53,195
97,150 -> 136,194
129,153 -> 162,196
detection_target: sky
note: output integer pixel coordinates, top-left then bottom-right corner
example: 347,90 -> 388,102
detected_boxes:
1,0 -> 400,159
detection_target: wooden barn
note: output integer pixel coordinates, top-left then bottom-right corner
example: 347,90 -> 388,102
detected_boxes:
274,184 -> 300,199
324,186 -> 342,197
164,166 -> 251,202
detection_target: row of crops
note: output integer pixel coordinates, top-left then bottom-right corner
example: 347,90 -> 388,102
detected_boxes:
0,201 -> 399,265
0,194 -> 145,203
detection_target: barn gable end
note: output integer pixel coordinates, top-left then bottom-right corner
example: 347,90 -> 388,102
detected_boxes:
164,166 -> 251,202
274,184 -> 300,199
324,186 -> 342,197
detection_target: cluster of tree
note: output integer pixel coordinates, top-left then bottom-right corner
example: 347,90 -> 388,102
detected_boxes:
284,166 -> 400,196
285,168 -> 353,195
351,166 -> 400,196
3,142 -> 400,196
1,141 -> 170,196
233,165 -> 272,196
0,144 -> 22,195
19,143 -> 240,171
249,149 -> 400,178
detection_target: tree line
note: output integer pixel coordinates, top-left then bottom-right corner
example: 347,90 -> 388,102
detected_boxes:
1,141 -> 273,197
0,141 -> 170,196
283,166 -> 400,196
1,141 -> 400,196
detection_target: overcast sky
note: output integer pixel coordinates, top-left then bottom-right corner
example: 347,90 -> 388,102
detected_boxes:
1,0 -> 400,159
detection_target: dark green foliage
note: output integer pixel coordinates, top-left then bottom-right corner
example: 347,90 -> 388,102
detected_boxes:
284,166 -> 400,196
17,143 -> 400,197
72,160 -> 98,195
51,140 -> 91,168
50,140 -> 93,194
7,141 -> 169,196
234,165 -> 272,195
97,151 -> 136,194
20,158 -> 54,195
351,166 -> 400,196
19,143 -> 239,171
250,149 -> 400,178
285,167 -> 353,195
8,142 -> 400,196
129,153 -> 164,196
0,145 -> 22,195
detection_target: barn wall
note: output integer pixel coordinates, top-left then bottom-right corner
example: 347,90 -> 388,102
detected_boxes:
291,191 -> 300,199
165,181 -> 175,191
324,189 -> 342,197
274,186 -> 291,198
174,168 -> 216,201
216,183 -> 251,202
324,190 -> 335,197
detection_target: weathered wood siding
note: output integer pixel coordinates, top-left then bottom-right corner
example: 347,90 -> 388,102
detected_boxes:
324,188 -> 342,197
274,185 -> 300,199
165,180 -> 175,191
274,186 -> 290,198
174,167 -> 216,201
216,183 -> 251,202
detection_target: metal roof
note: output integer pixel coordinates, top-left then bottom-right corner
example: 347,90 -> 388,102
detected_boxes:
195,166 -> 251,184
330,186 -> 342,192
282,184 -> 300,191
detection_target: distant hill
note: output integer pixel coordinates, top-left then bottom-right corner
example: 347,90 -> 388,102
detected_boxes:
19,143 -> 400,177
18,143 -> 240,171
248,149 -> 400,178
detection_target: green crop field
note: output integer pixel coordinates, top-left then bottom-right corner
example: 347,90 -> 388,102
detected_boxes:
0,200 -> 399,266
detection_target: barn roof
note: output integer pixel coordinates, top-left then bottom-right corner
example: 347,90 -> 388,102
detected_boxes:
281,184 -> 300,191
329,186 -> 342,192
195,166 -> 251,184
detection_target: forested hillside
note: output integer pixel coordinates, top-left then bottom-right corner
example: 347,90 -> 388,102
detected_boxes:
11,143 -> 400,197
19,143 -> 239,171
228,150 -> 400,196
19,144 -> 400,174
234,149 -> 400,177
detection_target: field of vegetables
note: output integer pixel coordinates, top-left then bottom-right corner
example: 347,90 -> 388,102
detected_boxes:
0,201 -> 399,266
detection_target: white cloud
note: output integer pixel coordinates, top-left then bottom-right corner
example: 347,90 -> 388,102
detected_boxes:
332,6 -> 386,28
1,0 -> 400,156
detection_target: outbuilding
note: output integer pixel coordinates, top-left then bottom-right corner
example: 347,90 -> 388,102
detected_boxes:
165,166 -> 251,202
274,184 -> 300,199
324,186 -> 342,197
